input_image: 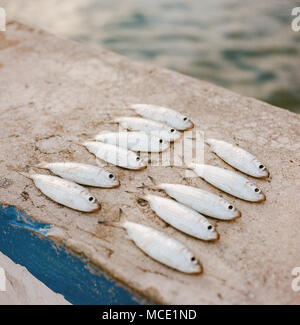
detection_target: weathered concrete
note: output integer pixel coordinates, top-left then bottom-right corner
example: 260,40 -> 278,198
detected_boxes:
0,22 -> 299,304
0,252 -> 70,304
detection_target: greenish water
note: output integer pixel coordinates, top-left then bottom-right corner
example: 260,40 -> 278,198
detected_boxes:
2,0 -> 300,112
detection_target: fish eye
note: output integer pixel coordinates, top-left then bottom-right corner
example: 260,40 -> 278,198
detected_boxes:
191,256 -> 196,262
170,128 -> 175,133
207,225 -> 213,230
136,156 -> 140,161
254,188 -> 259,192
228,205 -> 233,210
259,165 -> 264,169
159,139 -> 163,144
89,196 -> 95,202
183,117 -> 188,121
108,173 -> 114,179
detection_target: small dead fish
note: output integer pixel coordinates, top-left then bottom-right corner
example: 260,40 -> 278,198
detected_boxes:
143,194 -> 219,241
100,210 -> 202,274
33,162 -> 119,188
19,173 -> 100,212
84,141 -> 147,170
188,163 -> 266,202
130,104 -> 194,131
95,131 -> 170,152
114,117 -> 181,142
206,138 -> 269,178
152,183 -> 241,220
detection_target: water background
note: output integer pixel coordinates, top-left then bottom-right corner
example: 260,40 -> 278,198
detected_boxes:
1,0 -> 300,113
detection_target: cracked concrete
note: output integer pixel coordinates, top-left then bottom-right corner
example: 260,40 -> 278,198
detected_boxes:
0,22 -> 300,304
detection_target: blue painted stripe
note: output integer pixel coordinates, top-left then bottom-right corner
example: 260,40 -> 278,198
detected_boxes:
0,205 -> 144,305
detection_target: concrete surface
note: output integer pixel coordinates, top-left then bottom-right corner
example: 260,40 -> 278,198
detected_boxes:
0,252 -> 70,304
0,22 -> 299,304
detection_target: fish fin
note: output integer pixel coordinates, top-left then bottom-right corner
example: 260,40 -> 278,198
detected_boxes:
136,176 -> 160,191
98,208 -> 127,228
28,161 -> 50,169
16,171 -> 34,180
205,138 -> 218,149
147,175 -> 156,185
125,190 -> 148,204
108,119 -> 119,125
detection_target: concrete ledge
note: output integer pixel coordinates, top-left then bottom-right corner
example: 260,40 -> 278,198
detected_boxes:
0,22 -> 299,304
0,252 -> 70,304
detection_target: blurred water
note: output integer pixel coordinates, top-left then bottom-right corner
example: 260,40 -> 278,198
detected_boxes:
1,0 -> 300,112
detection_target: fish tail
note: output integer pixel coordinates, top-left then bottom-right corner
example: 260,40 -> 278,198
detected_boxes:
205,138 -> 215,146
98,208 -> 127,228
147,175 -> 156,185
125,190 -> 149,205
16,170 -> 34,180
28,161 -> 49,169
136,176 -> 160,191
108,119 -> 119,125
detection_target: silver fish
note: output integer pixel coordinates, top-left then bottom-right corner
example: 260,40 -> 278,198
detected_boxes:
114,117 -> 181,142
206,138 -> 269,178
33,162 -> 119,188
95,131 -> 169,152
19,173 -> 100,212
83,141 -> 147,170
100,210 -> 202,274
130,104 -> 194,131
152,182 -> 241,220
188,163 -> 266,202
143,194 -> 219,241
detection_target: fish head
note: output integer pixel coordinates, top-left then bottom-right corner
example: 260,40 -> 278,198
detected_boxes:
183,248 -> 202,274
247,183 -> 266,202
127,152 -> 147,170
150,136 -> 170,152
100,170 -> 120,187
252,159 -> 269,178
202,221 -> 220,241
174,114 -> 194,131
219,199 -> 241,220
80,190 -> 101,212
166,127 -> 181,142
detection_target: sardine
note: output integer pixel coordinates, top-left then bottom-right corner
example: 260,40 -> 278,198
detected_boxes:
114,117 -> 181,142
143,194 -> 219,241
100,210 -> 202,274
33,162 -> 119,188
19,173 -> 100,212
153,183 -> 241,220
83,141 -> 147,170
206,138 -> 269,178
130,104 -> 194,131
188,163 -> 266,202
95,131 -> 169,152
